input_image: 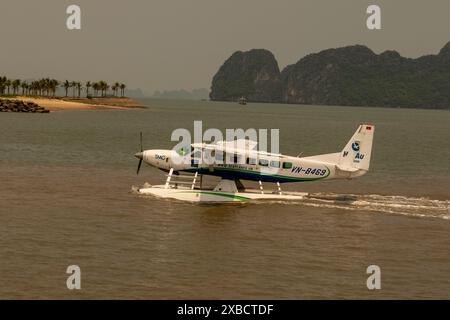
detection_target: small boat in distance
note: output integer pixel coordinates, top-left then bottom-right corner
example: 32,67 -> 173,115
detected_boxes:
238,96 -> 247,105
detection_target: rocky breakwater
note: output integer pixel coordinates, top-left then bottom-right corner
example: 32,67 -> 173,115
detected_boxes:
0,99 -> 50,113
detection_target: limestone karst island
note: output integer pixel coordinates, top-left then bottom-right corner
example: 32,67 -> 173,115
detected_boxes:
210,41 -> 450,109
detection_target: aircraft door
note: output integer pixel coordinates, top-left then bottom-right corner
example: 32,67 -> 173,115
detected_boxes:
191,148 -> 202,168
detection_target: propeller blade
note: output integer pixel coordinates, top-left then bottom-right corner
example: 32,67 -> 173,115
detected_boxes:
137,158 -> 143,175
136,132 -> 144,175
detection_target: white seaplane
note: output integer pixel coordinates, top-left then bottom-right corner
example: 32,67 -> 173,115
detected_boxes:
134,124 -> 374,202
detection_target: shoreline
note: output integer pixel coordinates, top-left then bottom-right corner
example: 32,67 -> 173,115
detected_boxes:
4,96 -> 145,111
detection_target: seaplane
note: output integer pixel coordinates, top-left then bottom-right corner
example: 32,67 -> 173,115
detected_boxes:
134,124 -> 374,202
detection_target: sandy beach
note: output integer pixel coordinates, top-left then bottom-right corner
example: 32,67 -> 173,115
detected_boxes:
10,96 -> 144,111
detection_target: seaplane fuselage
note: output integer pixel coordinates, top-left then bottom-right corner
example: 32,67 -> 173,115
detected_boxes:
135,124 -> 375,184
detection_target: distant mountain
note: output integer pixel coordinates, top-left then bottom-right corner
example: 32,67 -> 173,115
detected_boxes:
152,88 -> 209,100
210,42 -> 450,109
125,88 -> 146,98
210,49 -> 282,102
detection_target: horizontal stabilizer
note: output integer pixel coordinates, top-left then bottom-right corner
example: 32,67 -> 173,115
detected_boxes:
336,165 -> 359,173
300,152 -> 340,164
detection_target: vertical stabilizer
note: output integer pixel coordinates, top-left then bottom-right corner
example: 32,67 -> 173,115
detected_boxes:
338,124 -> 375,171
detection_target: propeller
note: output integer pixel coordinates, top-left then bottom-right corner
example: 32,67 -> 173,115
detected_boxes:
134,132 -> 144,175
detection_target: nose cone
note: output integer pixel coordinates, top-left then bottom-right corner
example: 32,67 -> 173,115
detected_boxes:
134,152 -> 143,160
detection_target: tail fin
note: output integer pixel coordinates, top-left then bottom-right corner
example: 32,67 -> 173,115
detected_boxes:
338,124 -> 374,172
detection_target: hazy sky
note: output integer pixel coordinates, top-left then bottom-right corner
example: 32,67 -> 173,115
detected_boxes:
0,0 -> 449,94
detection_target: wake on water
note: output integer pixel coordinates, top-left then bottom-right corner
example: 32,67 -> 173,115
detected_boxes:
131,186 -> 450,220
216,192 -> 449,221
297,193 -> 450,220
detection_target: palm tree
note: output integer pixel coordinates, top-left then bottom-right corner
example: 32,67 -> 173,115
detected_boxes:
50,79 -> 59,97
21,81 -> 28,96
70,81 -> 76,97
102,81 -> 108,97
63,80 -> 70,97
92,82 -> 99,97
46,79 -> 51,96
37,79 -> 44,96
12,79 -> 21,95
76,82 -> 82,98
97,82 -> 103,97
98,81 -> 108,97
39,78 -> 47,96
29,81 -> 36,95
85,81 -> 91,97
5,79 -> 11,95
33,81 -> 40,96
0,76 -> 5,95
120,83 -> 126,97
113,82 -> 120,96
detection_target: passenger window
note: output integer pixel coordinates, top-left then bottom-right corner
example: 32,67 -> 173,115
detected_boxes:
247,158 -> 257,165
215,151 -> 224,162
225,153 -> 233,164
259,159 -> 269,166
282,162 -> 293,169
270,160 -> 280,168
233,154 -> 241,164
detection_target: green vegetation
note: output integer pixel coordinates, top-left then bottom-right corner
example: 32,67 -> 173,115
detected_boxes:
0,77 -> 59,97
0,76 -> 127,98
210,42 -> 450,109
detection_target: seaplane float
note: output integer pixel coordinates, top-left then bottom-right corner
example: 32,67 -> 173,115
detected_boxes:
133,124 -> 374,202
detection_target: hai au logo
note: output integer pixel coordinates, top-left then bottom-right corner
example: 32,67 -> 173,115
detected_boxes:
352,141 -> 360,152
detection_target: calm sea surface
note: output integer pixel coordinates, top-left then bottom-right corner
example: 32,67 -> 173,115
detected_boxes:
0,99 -> 449,299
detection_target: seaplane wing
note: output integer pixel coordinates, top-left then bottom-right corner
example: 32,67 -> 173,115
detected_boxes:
214,139 -> 258,153
191,139 -> 257,150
